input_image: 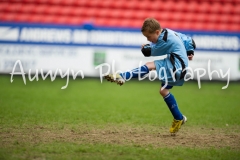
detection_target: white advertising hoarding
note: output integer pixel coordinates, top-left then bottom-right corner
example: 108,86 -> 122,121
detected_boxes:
0,44 -> 239,82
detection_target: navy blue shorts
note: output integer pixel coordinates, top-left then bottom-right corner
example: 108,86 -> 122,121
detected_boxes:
161,83 -> 173,89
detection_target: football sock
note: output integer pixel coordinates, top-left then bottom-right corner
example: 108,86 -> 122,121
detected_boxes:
164,93 -> 183,120
120,65 -> 149,80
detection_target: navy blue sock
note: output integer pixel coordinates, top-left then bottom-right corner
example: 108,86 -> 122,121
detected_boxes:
164,93 -> 183,120
120,65 -> 149,80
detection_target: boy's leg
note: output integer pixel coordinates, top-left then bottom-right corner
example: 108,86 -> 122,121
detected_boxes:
160,84 -> 187,134
104,62 -> 156,85
120,64 -> 149,80
160,86 -> 183,120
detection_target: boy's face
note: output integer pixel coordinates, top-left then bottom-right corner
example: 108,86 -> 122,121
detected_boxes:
142,30 -> 161,43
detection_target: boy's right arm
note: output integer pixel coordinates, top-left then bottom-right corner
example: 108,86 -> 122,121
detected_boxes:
141,44 -> 152,57
151,40 -> 169,57
141,40 -> 168,57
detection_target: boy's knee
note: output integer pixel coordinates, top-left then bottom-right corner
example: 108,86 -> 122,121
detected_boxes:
145,62 -> 156,70
159,88 -> 169,97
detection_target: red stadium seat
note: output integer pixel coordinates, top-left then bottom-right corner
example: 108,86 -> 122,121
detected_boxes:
148,1 -> 161,11
15,14 -> 30,22
132,10 -> 147,19
124,1 -> 139,10
205,23 -> 217,31
98,1 -> 112,8
27,14 -> 44,23
172,1 -> 187,12
191,22 -> 205,31
120,10 -> 136,19
80,8 -> 98,17
227,23 -> 240,32
43,5 -> 58,15
0,0 -> 239,32
0,2 -> 9,12
114,18 -> 129,27
20,4 -> 36,14
52,16 -> 67,24
111,1 -> 125,9
170,12 -> 184,21
221,14 -> 231,23
108,9 -> 123,19
210,2 -> 223,14
135,1 -> 150,10
145,10 -> 159,20
63,0 -> 76,6
181,13 -> 195,22
0,13 -> 16,22
31,0 -> 49,5
215,23 -> 229,31
4,3 -> 22,13
86,1 -> 101,8
96,8 -> 112,18
206,13 -> 219,23
229,14 -> 240,23
68,7 -> 81,16
94,17 -> 106,26
232,3 -> 240,14
104,18 -> 119,27
221,2 -> 235,14
161,1 -> 176,11
1,2 -> 11,12
31,4 -> 49,14
185,1 -> 199,13
179,21 -> 193,30
59,6 -> 73,15
167,21 -> 182,30
156,11 -> 171,21
194,13 -> 208,22
196,2 -> 211,13
40,14 -> 56,24
82,0 -> 96,8
131,19 -> 144,28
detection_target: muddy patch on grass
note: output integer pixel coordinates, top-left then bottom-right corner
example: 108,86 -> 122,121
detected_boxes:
1,125 -> 240,149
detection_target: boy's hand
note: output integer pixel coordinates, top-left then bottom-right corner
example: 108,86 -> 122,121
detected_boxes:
141,44 -> 151,57
188,54 -> 194,60
141,44 -> 147,48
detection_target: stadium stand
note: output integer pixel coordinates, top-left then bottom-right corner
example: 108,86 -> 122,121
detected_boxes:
0,0 -> 239,32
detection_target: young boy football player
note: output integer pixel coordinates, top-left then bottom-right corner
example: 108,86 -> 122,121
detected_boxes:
105,18 -> 196,135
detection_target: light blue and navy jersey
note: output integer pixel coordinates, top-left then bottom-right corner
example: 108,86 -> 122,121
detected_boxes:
176,31 -> 196,55
152,29 -> 188,73
151,28 -> 189,62
150,28 -> 195,86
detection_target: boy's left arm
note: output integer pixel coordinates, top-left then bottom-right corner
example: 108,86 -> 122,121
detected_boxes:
188,54 -> 194,60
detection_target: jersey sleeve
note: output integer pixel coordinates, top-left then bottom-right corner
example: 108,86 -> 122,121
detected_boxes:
176,32 -> 194,51
151,39 -> 170,56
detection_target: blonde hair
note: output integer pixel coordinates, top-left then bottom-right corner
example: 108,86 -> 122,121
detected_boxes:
141,18 -> 161,33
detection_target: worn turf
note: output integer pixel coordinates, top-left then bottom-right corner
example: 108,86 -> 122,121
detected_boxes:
0,75 -> 239,160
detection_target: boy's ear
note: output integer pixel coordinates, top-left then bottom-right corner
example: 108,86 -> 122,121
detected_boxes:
156,30 -> 160,35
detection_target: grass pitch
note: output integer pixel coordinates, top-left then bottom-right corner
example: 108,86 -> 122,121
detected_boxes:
0,75 -> 240,159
